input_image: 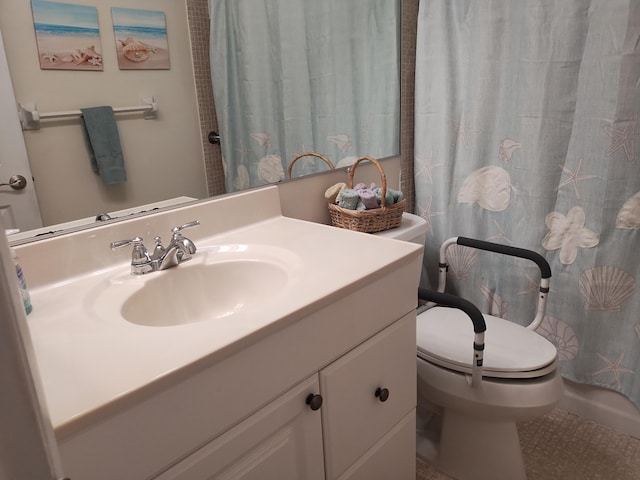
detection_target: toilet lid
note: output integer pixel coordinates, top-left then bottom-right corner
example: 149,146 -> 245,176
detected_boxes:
417,306 -> 557,379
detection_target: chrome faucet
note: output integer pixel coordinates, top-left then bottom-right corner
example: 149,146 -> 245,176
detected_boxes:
111,220 -> 199,275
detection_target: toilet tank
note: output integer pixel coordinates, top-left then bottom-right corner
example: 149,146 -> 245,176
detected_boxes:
373,212 -> 428,245
374,212 -> 428,291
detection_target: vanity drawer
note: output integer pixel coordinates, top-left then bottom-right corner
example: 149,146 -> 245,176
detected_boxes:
319,312 -> 416,479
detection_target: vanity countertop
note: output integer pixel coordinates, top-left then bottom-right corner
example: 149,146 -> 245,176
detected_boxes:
25,205 -> 421,436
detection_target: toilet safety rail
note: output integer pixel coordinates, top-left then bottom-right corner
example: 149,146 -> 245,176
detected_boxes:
420,236 -> 553,387
418,288 -> 486,387
437,236 -> 551,331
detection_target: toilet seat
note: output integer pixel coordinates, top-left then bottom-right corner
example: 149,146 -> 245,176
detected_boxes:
417,307 -> 557,379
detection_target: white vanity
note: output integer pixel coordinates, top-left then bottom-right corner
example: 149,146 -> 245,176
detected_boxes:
17,186 -> 422,480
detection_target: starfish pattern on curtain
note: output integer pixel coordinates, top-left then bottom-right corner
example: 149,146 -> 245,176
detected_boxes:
414,0 -> 640,408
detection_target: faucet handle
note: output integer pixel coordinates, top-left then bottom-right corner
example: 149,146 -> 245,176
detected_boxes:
110,236 -> 143,251
171,220 -> 199,255
110,237 -> 153,275
151,236 -> 166,261
171,220 -> 200,235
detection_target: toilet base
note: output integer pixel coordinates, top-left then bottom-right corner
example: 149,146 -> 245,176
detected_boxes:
416,358 -> 564,480
437,409 -> 526,480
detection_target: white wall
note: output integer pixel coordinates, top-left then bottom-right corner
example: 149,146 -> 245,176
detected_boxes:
0,0 -> 208,226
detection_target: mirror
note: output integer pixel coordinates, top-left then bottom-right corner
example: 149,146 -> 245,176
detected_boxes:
0,0 -> 400,243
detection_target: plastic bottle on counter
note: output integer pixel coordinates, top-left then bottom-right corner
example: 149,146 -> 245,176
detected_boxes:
10,247 -> 32,315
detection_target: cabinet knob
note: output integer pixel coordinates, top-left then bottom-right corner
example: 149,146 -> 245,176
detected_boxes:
375,387 -> 390,402
305,393 -> 323,411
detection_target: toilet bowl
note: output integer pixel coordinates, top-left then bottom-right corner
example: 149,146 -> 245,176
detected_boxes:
375,214 -> 563,480
416,306 -> 563,480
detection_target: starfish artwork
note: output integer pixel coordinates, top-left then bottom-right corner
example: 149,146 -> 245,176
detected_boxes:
41,51 -> 58,62
416,195 -> 444,235
603,116 -> 640,162
449,121 -> 481,149
31,1 -> 104,71
485,219 -> 513,243
556,159 -> 598,199
415,151 -> 443,184
592,352 -> 635,389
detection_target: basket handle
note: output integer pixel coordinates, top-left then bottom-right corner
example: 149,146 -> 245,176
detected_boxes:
348,156 -> 388,207
288,151 -> 335,179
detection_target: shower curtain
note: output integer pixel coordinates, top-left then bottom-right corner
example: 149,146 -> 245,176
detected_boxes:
209,0 -> 399,192
414,0 -> 640,409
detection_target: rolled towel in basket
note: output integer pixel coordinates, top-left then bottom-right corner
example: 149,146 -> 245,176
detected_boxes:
357,188 -> 379,209
325,182 -> 346,204
374,187 -> 404,206
374,188 -> 395,206
391,189 -> 405,203
337,188 -> 359,210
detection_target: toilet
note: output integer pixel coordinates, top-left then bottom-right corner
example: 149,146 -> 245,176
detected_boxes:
375,213 -> 564,480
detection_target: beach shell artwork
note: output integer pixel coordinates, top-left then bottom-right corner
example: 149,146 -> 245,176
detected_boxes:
616,191 -> 640,229
250,132 -> 272,149
457,166 -> 511,212
119,38 -> 156,63
233,164 -> 250,191
446,244 -> 478,280
536,315 -> 579,361
578,266 -> 637,311
257,155 -> 284,184
30,0 -> 103,71
327,134 -> 353,152
112,7 -> 170,70
498,138 -> 522,162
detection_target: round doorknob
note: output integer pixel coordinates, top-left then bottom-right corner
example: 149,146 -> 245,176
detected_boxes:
375,387 -> 390,402
1,174 -> 27,190
305,393 -> 323,411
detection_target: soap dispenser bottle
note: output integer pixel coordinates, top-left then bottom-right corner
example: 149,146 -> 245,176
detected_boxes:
10,247 -> 32,315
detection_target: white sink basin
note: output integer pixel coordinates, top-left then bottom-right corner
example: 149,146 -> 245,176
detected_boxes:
122,260 -> 289,326
89,243 -> 302,327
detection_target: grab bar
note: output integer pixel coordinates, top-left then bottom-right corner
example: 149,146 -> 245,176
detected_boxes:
19,96 -> 158,130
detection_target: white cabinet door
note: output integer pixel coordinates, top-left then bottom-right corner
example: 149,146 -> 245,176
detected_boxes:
337,410 -> 416,480
154,375 -> 325,480
319,312 -> 416,479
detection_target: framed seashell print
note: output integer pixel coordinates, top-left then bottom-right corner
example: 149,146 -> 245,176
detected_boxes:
111,7 -> 170,70
30,0 -> 103,71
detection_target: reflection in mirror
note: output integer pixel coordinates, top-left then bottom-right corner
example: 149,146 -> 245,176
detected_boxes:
0,0 -> 400,243
210,0 -> 400,192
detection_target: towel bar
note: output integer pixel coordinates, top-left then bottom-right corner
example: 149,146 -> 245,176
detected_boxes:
18,96 -> 158,130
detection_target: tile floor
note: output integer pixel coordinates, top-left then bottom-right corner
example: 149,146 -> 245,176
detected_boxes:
416,409 -> 640,480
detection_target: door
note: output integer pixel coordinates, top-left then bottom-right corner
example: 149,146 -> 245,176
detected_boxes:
319,313 -> 417,479
0,27 -> 42,233
154,375 -> 325,480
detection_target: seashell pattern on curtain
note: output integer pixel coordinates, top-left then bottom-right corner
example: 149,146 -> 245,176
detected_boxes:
414,0 -> 640,408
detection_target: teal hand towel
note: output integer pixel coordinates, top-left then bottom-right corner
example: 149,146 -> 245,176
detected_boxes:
80,106 -> 127,184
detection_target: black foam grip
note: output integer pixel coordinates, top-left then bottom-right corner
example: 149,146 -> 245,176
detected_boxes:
418,288 -> 486,333
456,237 -> 552,279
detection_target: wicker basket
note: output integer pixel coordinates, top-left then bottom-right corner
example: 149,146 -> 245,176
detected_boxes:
328,156 -> 405,233
287,151 -> 334,179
